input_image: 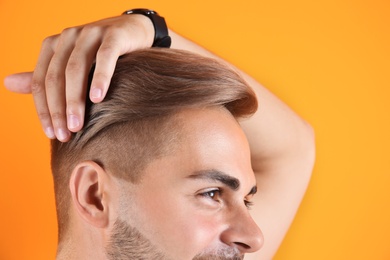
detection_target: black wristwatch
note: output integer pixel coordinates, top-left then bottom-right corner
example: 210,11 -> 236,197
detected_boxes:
123,9 -> 171,48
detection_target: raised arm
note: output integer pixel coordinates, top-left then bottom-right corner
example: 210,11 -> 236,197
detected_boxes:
169,30 -> 315,259
4,12 -> 315,259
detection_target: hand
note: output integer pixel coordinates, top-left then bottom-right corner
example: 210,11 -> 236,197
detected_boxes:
4,14 -> 154,141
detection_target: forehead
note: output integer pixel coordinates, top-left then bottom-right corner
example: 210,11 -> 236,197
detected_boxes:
170,107 -> 255,183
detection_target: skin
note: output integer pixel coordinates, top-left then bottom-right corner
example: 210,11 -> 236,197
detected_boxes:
5,12 -> 316,259
120,108 -> 262,258
68,108 -> 262,259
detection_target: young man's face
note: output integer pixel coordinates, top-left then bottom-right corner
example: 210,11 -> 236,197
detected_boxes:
106,107 -> 263,259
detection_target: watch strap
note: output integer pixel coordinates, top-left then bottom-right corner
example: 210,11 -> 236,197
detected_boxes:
123,9 -> 171,48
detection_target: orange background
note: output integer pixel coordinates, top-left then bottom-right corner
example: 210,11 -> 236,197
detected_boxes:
1,0 -> 389,259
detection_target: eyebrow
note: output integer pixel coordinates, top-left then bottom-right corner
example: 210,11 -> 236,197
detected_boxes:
188,169 -> 257,196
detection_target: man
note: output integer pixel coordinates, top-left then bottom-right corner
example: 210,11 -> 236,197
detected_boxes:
5,10 -> 315,259
52,48 -> 261,259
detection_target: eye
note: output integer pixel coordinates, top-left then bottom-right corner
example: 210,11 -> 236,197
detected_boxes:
244,199 -> 254,210
199,189 -> 221,202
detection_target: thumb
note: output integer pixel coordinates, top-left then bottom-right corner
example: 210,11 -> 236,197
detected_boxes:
4,72 -> 33,94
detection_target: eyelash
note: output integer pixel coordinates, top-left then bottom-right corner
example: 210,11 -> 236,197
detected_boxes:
200,189 -> 221,202
199,189 -> 254,209
244,200 -> 254,210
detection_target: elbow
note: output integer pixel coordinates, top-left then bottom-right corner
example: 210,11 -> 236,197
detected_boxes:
305,121 -> 316,159
300,120 -> 316,179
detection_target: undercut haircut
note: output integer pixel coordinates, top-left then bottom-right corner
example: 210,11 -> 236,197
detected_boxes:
50,48 -> 258,241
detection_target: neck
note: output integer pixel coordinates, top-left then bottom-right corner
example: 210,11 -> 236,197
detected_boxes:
56,222 -> 108,259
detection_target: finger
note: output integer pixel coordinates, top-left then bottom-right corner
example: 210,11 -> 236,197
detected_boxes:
65,25 -> 102,133
90,15 -> 154,103
89,31 -> 123,103
46,27 -> 80,141
31,36 -> 58,139
4,72 -> 33,94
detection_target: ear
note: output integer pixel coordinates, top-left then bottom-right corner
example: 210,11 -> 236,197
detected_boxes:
69,161 -> 110,228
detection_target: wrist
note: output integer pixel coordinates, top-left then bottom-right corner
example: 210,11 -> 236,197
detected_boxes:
128,14 -> 155,48
123,9 -> 171,48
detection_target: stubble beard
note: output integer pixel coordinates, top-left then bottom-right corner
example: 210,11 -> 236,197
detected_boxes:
193,246 -> 243,260
105,219 -> 167,260
105,219 -> 243,260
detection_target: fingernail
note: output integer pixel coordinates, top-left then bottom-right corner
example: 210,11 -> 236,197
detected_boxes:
91,88 -> 102,100
44,127 -> 55,139
68,115 -> 80,130
57,128 -> 69,142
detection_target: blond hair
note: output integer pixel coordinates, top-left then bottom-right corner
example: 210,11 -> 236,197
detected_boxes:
51,48 -> 258,241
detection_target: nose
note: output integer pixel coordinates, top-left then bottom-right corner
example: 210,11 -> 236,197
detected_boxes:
220,207 -> 264,253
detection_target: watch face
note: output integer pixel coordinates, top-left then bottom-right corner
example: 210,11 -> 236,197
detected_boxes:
123,9 -> 158,16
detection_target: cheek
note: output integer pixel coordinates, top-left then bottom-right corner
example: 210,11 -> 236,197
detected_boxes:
135,192 -> 223,258
187,213 -> 222,247
166,210 -> 223,258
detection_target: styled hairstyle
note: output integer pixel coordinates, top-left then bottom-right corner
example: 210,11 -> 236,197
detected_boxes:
51,48 -> 258,241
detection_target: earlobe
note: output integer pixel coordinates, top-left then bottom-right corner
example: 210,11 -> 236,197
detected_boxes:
69,161 -> 110,228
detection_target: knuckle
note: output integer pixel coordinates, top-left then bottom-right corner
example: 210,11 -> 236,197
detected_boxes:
66,100 -> 82,110
91,70 -> 109,82
51,111 -> 65,122
41,35 -> 58,51
31,80 -> 44,94
98,40 -> 120,58
104,28 -> 122,40
97,45 -> 114,58
58,27 -> 79,44
66,59 -> 83,74
42,35 -> 56,46
105,25 -> 123,35
80,24 -> 101,36
36,110 -> 51,122
61,27 -> 79,37
45,71 -> 61,88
